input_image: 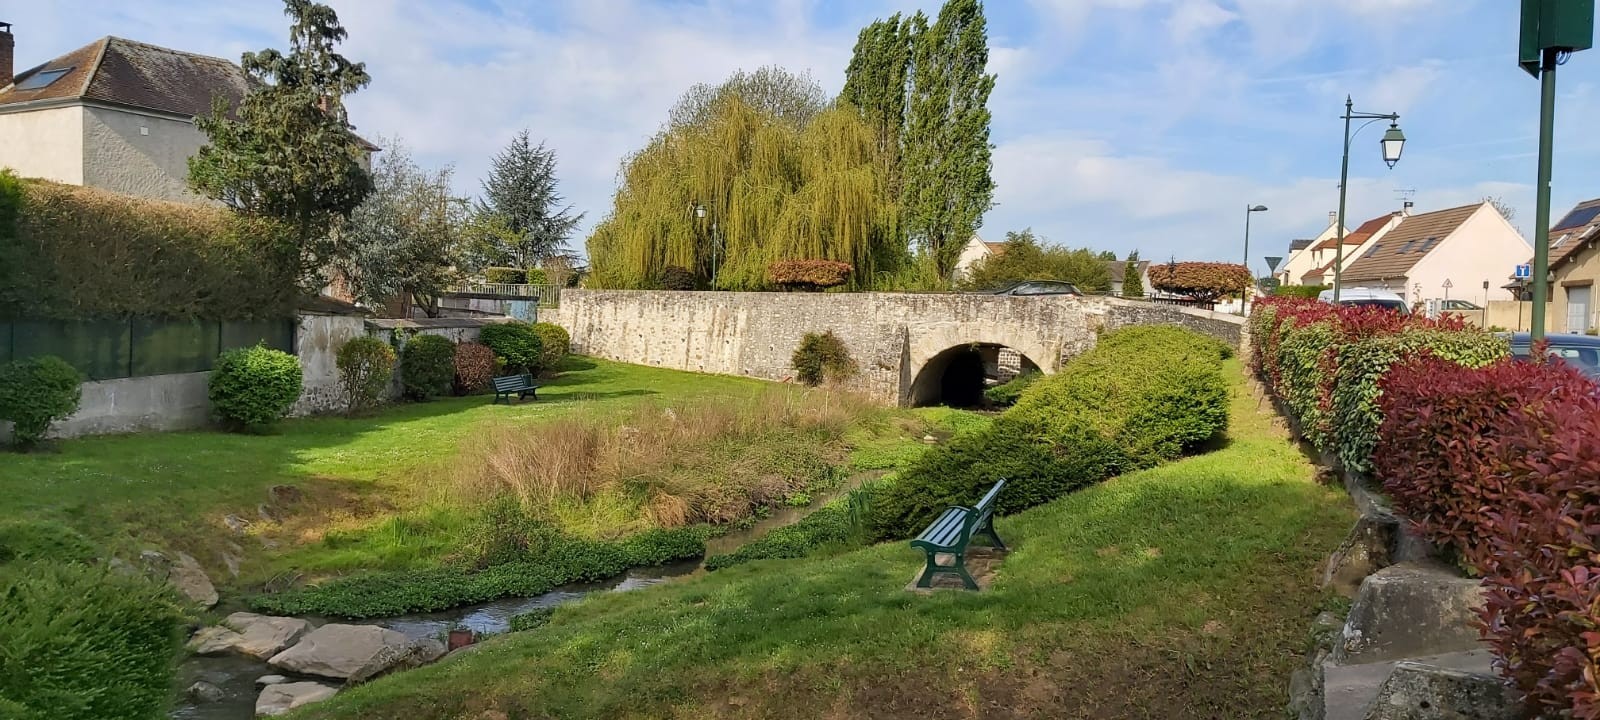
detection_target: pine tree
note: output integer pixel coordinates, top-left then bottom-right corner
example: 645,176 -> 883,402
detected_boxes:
1123,250 -> 1145,298
901,0 -> 996,281
188,0 -> 373,289
476,131 -> 583,268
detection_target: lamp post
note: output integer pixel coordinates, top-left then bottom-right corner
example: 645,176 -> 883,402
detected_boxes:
1482,280 -> 1490,327
1242,205 -> 1268,314
694,203 -> 722,288
1334,96 -> 1408,303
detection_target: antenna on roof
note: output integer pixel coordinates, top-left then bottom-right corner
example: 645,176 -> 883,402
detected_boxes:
1394,188 -> 1416,212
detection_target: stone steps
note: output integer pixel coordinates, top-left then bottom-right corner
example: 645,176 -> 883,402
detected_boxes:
1323,650 -> 1497,720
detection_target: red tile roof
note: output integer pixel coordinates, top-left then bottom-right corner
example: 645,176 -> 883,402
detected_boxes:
1311,213 -> 1396,252
0,37 -> 247,117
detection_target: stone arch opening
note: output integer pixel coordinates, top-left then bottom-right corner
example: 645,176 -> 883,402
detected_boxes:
908,343 -> 1042,408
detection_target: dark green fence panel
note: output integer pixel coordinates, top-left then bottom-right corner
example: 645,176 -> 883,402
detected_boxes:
11,320 -> 133,381
222,319 -> 295,354
131,318 -> 221,376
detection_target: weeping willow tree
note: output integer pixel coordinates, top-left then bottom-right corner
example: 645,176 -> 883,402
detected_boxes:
588,69 -> 905,290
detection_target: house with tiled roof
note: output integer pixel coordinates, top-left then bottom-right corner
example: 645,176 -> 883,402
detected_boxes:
0,23 -> 372,203
1274,212 -> 1345,287
953,234 -> 1009,281
1340,201 -> 1530,306
1526,198 -> 1600,333
1297,211 -> 1405,286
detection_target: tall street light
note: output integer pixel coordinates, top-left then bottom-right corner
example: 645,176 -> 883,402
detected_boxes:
1242,204 -> 1268,314
694,203 -> 722,288
1333,96 -> 1407,303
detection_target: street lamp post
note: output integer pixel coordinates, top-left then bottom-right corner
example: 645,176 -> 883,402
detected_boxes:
1482,280 -> 1490,327
694,203 -> 723,288
1334,96 -> 1407,303
1242,205 -> 1268,314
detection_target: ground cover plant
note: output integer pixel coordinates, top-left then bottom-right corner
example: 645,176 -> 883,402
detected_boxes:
286,360 -> 1355,720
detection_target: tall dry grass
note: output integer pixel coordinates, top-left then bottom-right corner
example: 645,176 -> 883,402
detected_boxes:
455,388 -> 877,532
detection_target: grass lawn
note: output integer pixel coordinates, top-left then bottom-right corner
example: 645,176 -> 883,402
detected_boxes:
0,357 -> 970,588
292,362 -> 1356,720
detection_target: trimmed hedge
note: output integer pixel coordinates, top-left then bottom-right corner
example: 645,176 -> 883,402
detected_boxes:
869,326 -> 1231,540
531,323 -> 570,374
484,267 -> 526,284
0,356 -> 83,448
400,335 -> 456,401
335,336 -> 395,414
209,345 -> 302,431
0,563 -> 184,720
658,265 -> 696,291
0,176 -> 296,321
479,322 -> 544,375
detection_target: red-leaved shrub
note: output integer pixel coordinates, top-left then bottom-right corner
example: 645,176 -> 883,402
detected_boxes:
453,342 -> 496,395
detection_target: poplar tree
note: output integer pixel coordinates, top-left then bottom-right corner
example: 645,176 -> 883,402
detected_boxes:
840,14 -> 914,190
475,131 -> 583,268
901,0 -> 996,280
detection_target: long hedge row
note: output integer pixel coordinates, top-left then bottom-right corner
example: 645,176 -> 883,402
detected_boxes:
867,326 -> 1233,541
0,173 -> 297,321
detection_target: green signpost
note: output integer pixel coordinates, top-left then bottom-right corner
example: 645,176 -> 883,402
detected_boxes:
1521,0 -> 1593,340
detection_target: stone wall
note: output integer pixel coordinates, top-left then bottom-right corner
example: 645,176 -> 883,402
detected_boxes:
290,314 -> 370,416
551,290 -> 1243,405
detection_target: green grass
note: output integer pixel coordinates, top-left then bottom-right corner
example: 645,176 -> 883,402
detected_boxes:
291,362 -> 1355,720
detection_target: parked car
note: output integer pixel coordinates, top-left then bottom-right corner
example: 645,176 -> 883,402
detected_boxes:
1507,332 -> 1600,380
1440,299 -> 1482,311
1318,287 -> 1409,314
987,280 -> 1083,297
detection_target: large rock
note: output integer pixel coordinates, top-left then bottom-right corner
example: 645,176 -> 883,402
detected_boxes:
1333,562 -> 1485,665
225,613 -> 313,660
267,624 -> 417,681
348,636 -> 448,684
1324,650 -> 1499,720
1323,513 -> 1398,597
139,550 -> 218,608
1364,660 -> 1520,719
187,625 -> 244,655
255,681 -> 338,716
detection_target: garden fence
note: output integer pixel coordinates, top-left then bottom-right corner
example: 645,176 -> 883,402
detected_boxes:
0,318 -> 296,381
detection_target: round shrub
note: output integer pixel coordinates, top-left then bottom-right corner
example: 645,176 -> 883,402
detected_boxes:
0,562 -> 184,720
532,323 -> 570,373
209,345 -> 302,431
335,336 -> 396,414
524,267 -> 548,286
792,331 -> 856,386
0,356 -> 82,448
658,265 -> 696,291
400,334 -> 456,401
454,342 -> 497,394
479,322 -> 544,375
484,267 -> 526,284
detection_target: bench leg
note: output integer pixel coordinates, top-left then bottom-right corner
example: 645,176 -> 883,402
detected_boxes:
916,551 -> 940,588
915,550 -> 980,590
973,518 -> 1007,552
952,554 -> 979,590
523,388 -> 538,401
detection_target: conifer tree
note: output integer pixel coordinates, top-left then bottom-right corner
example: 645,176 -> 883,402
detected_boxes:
1123,250 -> 1145,298
475,131 -> 583,268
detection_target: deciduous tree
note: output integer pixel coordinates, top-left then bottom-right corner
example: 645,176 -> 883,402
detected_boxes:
961,230 -> 1111,292
1149,262 -> 1252,303
338,137 -> 465,317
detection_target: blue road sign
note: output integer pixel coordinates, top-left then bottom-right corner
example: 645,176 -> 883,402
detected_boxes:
1516,263 -> 1533,279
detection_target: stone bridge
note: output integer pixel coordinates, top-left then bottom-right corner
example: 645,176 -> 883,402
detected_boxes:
550,290 -> 1244,406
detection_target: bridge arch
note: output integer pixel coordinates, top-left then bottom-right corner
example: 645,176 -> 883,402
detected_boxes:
903,323 -> 1060,407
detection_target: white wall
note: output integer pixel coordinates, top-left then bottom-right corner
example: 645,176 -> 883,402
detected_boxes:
291,315 -> 370,416
952,237 -> 992,281
1409,204 -> 1531,305
0,106 -> 85,184
81,106 -> 209,203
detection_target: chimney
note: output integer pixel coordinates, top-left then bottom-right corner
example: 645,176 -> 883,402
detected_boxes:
1,22 -> 13,89
1328,211 -> 1338,227
1402,201 -> 1414,216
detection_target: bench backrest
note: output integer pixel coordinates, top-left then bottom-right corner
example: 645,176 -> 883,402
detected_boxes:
963,478 -> 1006,538
492,374 -> 532,391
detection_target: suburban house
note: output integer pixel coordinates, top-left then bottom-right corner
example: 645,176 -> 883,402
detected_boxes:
1340,201 -> 1531,306
953,234 -> 1006,282
1526,197 -> 1600,333
1273,212 -> 1344,286
1105,258 -> 1150,297
0,23 -> 373,204
1296,211 -> 1406,287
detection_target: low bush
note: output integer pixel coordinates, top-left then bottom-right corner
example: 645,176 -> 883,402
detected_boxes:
335,336 -> 396,414
453,342 -> 496,394
0,562 -> 184,720
706,480 -> 885,571
209,345 -> 302,431
524,267 -> 548,286
0,520 -> 97,566
870,326 -> 1230,540
484,267 -> 526,284
0,356 -> 82,448
792,331 -> 856,386
531,323 -> 570,374
400,334 -> 456,401
509,607 -> 554,632
768,260 -> 853,291
983,371 -> 1040,407
658,265 -> 696,291
251,522 -> 708,618
479,322 -> 544,375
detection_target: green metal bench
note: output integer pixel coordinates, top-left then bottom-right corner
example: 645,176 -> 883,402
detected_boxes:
909,479 -> 1007,590
491,373 -> 540,404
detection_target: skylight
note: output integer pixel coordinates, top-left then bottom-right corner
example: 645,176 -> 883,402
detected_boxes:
1418,237 -> 1440,253
1362,243 -> 1382,259
15,67 -> 71,91
1554,233 -> 1571,249
1398,240 -> 1417,253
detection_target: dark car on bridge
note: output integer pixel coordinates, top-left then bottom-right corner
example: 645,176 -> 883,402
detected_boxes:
986,280 -> 1083,297
1507,332 -> 1600,380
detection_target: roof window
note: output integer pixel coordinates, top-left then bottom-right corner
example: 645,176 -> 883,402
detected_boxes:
1362,243 -> 1382,259
1417,237 -> 1440,253
14,67 -> 72,91
1554,233 -> 1571,249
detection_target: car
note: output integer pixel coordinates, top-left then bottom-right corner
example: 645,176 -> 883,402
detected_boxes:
1507,332 -> 1600,380
1318,287 -> 1409,314
987,280 -> 1083,297
1440,299 -> 1483,311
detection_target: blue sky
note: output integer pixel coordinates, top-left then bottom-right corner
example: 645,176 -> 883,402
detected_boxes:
9,1 -> 1600,274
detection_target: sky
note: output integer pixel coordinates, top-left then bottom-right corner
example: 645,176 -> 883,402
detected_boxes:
8,1 -> 1600,276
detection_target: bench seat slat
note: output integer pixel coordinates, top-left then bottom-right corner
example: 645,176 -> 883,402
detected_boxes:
917,508 -> 966,544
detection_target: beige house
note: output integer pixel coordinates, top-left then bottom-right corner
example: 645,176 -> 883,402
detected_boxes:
952,234 -> 1006,282
0,25 -> 373,204
1273,212 -> 1344,286
1296,211 -> 1405,287
1530,198 -> 1600,333
1341,201 -> 1531,306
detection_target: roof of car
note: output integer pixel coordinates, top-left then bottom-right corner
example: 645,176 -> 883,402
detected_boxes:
1507,332 -> 1600,347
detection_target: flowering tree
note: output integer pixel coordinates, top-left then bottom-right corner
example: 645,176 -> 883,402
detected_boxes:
1149,262 -> 1251,303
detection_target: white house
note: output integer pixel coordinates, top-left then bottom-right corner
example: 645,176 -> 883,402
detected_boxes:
952,234 -> 1007,282
1274,212 -> 1344,286
1341,201 -> 1531,306
1295,211 -> 1406,287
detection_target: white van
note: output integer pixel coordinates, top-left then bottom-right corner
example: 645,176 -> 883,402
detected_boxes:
1317,287 -> 1410,314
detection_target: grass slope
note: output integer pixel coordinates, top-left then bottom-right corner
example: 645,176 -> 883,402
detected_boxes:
293,362 -> 1354,720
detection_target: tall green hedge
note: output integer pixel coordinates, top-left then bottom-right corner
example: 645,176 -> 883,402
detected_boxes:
0,177 -> 296,321
869,326 -> 1232,539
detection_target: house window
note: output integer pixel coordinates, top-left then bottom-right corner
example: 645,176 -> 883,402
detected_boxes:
15,67 -> 72,90
1362,243 -> 1382,259
1417,237 -> 1440,253
1554,233 -> 1571,249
